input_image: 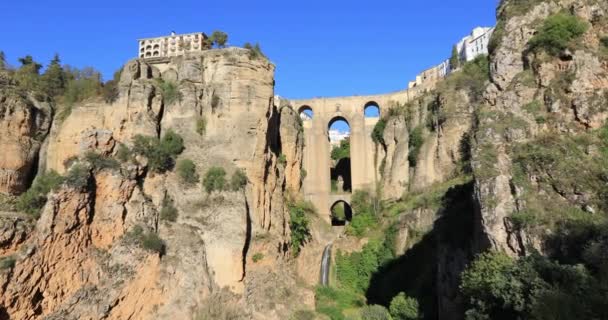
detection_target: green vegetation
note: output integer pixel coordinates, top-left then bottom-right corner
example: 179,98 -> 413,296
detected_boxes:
196,117 -> 207,136
64,164 -> 90,189
331,138 -> 350,161
371,119 -> 387,145
160,196 -> 178,222
389,292 -> 420,320
315,286 -> 364,320
84,151 -> 120,171
346,190 -> 379,237
252,253 -> 264,263
360,304 -> 392,320
288,200 -> 313,257
0,256 -> 16,270
449,45 -> 460,70
230,169 -> 247,191
127,225 -> 165,255
131,130 -> 185,173
16,170 -> 64,217
203,166 -> 227,193
601,37 -> 608,48
440,55 -> 489,102
278,153 -> 287,166
290,310 -> 316,320
176,159 -> 199,185
210,30 -> 228,48
243,42 -> 266,59
528,13 -> 589,56
336,239 -> 394,294
156,79 -> 182,105
115,143 -> 131,162
461,235 -> 608,320
407,127 -> 424,167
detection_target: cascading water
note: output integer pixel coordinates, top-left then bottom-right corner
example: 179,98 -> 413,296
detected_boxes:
319,243 -> 332,286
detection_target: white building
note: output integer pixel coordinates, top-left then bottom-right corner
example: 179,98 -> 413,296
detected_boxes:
138,32 -> 210,59
456,27 -> 494,62
329,130 -> 349,147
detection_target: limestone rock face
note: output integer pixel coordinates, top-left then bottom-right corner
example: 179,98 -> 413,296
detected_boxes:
0,48 -> 308,319
0,87 -> 52,194
379,117 -> 409,199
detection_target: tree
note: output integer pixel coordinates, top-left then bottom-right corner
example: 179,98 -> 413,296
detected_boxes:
449,45 -> 460,70
203,166 -> 227,193
0,51 -> 5,70
210,30 -> 228,48
527,13 -> 588,56
15,55 -> 42,90
230,169 -> 247,191
389,293 -> 419,320
176,159 -> 199,185
41,54 -> 66,97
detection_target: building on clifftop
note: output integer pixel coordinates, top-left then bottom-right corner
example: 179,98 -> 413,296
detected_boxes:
456,26 -> 494,62
138,31 -> 210,58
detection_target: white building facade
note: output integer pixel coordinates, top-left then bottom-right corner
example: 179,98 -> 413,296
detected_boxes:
328,130 -> 349,147
456,27 -> 494,62
138,32 -> 210,58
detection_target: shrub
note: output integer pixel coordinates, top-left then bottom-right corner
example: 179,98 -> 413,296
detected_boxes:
196,117 -> 207,136
131,130 -> 184,173
230,169 -> 247,191
157,79 -> 182,105
390,292 -> 420,320
252,253 -> 264,263
210,30 -> 228,48
442,55 -> 490,102
244,42 -> 266,59
84,151 -> 120,170
372,119 -> 387,145
16,170 -> 64,217
601,37 -> 608,48
278,153 -> 287,166
335,239 -> 393,294
346,190 -> 379,236
64,164 -> 90,189
115,143 -> 131,162
203,166 -> 227,193
176,159 -> 199,185
127,225 -> 165,255
0,256 -> 16,270
331,138 -> 350,161
315,286 -> 364,319
360,305 -> 392,320
160,196 -> 178,222
527,13 -> 589,56
288,200 -> 313,256
408,127 -> 424,167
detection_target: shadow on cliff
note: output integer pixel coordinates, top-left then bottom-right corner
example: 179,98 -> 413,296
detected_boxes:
366,181 -> 477,320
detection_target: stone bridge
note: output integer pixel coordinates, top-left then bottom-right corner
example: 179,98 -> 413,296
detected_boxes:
290,85 -> 427,223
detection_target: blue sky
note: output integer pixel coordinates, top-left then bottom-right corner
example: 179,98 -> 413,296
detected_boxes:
0,0 -> 497,101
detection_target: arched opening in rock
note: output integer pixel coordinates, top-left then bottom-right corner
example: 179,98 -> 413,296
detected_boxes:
330,201 -> 353,226
299,105 -> 313,121
364,101 -> 381,118
328,116 -> 351,193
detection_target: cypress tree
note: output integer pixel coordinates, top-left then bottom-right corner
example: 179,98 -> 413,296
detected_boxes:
449,45 -> 460,70
41,54 -> 66,97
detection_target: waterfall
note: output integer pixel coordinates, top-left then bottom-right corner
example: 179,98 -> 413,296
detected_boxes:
319,243 -> 332,286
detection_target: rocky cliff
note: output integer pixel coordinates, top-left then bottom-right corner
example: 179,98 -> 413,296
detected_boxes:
0,48 -> 308,320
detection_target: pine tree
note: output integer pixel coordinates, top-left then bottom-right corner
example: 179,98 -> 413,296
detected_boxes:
210,31 -> 228,48
41,54 -> 66,97
0,51 -> 6,70
15,55 -> 42,91
449,45 -> 460,71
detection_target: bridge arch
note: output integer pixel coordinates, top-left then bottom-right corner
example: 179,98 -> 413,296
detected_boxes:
330,200 -> 352,226
328,116 -> 351,194
364,101 -> 381,118
298,105 -> 313,121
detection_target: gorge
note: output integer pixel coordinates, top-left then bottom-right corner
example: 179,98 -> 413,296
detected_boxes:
1,0 -> 608,319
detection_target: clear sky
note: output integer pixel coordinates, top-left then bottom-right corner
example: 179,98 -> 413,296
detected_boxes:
0,0 -> 497,100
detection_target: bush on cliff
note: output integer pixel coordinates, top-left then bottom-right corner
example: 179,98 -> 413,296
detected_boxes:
176,159 -> 199,185
160,196 -> 178,222
408,127 -> 424,167
132,130 -> 184,173
203,166 -> 227,193
288,200 -> 313,257
528,13 -> 588,56
16,170 -> 64,217
390,292 -> 420,320
230,169 -> 247,191
127,225 -> 165,255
